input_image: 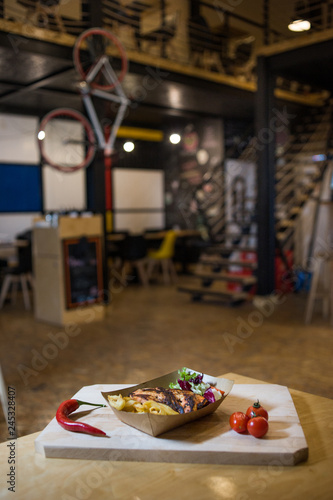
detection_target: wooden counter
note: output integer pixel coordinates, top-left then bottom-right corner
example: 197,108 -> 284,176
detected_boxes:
32,216 -> 105,326
0,373 -> 332,499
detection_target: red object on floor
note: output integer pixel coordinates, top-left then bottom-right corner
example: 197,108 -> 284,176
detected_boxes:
275,250 -> 293,292
227,251 -> 257,294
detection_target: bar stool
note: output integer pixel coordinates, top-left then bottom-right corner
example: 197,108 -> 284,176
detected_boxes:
0,270 -> 33,310
304,251 -> 333,325
0,237 -> 33,310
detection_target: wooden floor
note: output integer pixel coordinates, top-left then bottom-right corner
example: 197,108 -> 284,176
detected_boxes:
0,276 -> 332,441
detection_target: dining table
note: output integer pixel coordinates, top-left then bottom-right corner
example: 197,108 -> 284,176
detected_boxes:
0,239 -> 28,265
107,229 -> 202,276
107,229 -> 201,241
0,372 -> 332,499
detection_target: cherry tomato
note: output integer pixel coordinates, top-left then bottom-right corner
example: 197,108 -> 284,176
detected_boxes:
229,412 -> 249,433
246,400 -> 269,420
247,416 -> 269,438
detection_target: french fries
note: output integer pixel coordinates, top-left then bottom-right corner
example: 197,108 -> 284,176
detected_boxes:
107,394 -> 179,415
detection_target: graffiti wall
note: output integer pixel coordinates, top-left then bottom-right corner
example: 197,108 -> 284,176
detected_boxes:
164,117 -> 224,240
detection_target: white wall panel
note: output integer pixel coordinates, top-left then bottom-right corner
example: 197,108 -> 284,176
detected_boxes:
42,166 -> 86,212
112,168 -> 164,232
41,117 -> 86,211
0,113 -> 86,213
0,213 -> 40,241
113,168 -> 164,209
0,113 -> 39,164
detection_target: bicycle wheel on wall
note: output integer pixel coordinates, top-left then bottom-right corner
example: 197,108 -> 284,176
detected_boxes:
73,28 -> 128,91
38,108 -> 96,173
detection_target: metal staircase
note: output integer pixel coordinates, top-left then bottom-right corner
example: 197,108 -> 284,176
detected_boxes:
178,102 -> 333,304
275,105 -> 333,253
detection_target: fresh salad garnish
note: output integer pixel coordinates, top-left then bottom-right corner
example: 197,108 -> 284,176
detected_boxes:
169,367 -> 224,403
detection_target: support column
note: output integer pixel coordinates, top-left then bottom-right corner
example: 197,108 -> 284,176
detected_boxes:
87,148 -> 109,302
88,0 -> 103,27
76,4 -> 109,302
255,55 -> 276,295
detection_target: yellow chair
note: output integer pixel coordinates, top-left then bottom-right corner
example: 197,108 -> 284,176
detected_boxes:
147,230 -> 178,284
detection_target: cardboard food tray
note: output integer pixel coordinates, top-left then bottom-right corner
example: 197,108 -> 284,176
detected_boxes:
101,368 -> 234,437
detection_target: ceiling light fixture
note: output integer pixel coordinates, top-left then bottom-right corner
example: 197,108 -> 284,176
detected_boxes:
288,19 -> 311,32
169,133 -> 181,145
123,141 -> 135,152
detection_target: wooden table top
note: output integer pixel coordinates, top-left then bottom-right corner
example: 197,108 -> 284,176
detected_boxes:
1,373 -> 332,499
0,240 -> 28,263
0,240 -> 29,250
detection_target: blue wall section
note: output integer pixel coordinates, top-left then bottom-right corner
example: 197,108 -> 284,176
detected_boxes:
0,164 -> 42,212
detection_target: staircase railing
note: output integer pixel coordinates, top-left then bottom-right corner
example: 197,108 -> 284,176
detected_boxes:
275,103 -> 333,255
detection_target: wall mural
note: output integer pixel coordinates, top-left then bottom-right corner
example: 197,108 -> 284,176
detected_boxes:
164,118 -> 224,241
224,159 -> 256,243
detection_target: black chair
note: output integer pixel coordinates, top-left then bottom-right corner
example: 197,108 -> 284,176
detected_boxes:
0,231 -> 33,310
143,228 -> 164,250
0,259 -> 8,289
120,235 -> 149,286
0,259 -> 7,269
174,236 -> 204,274
107,231 -> 129,259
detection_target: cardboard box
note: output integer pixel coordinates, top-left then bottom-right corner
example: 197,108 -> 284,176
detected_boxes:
101,368 -> 234,437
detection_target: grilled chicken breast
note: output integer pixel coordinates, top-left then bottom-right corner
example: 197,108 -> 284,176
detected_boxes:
128,387 -> 209,414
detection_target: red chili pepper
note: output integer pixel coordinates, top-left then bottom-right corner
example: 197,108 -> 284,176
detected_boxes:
56,399 -> 107,437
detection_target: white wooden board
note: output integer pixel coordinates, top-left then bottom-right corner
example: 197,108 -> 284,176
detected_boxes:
35,383 -> 308,465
